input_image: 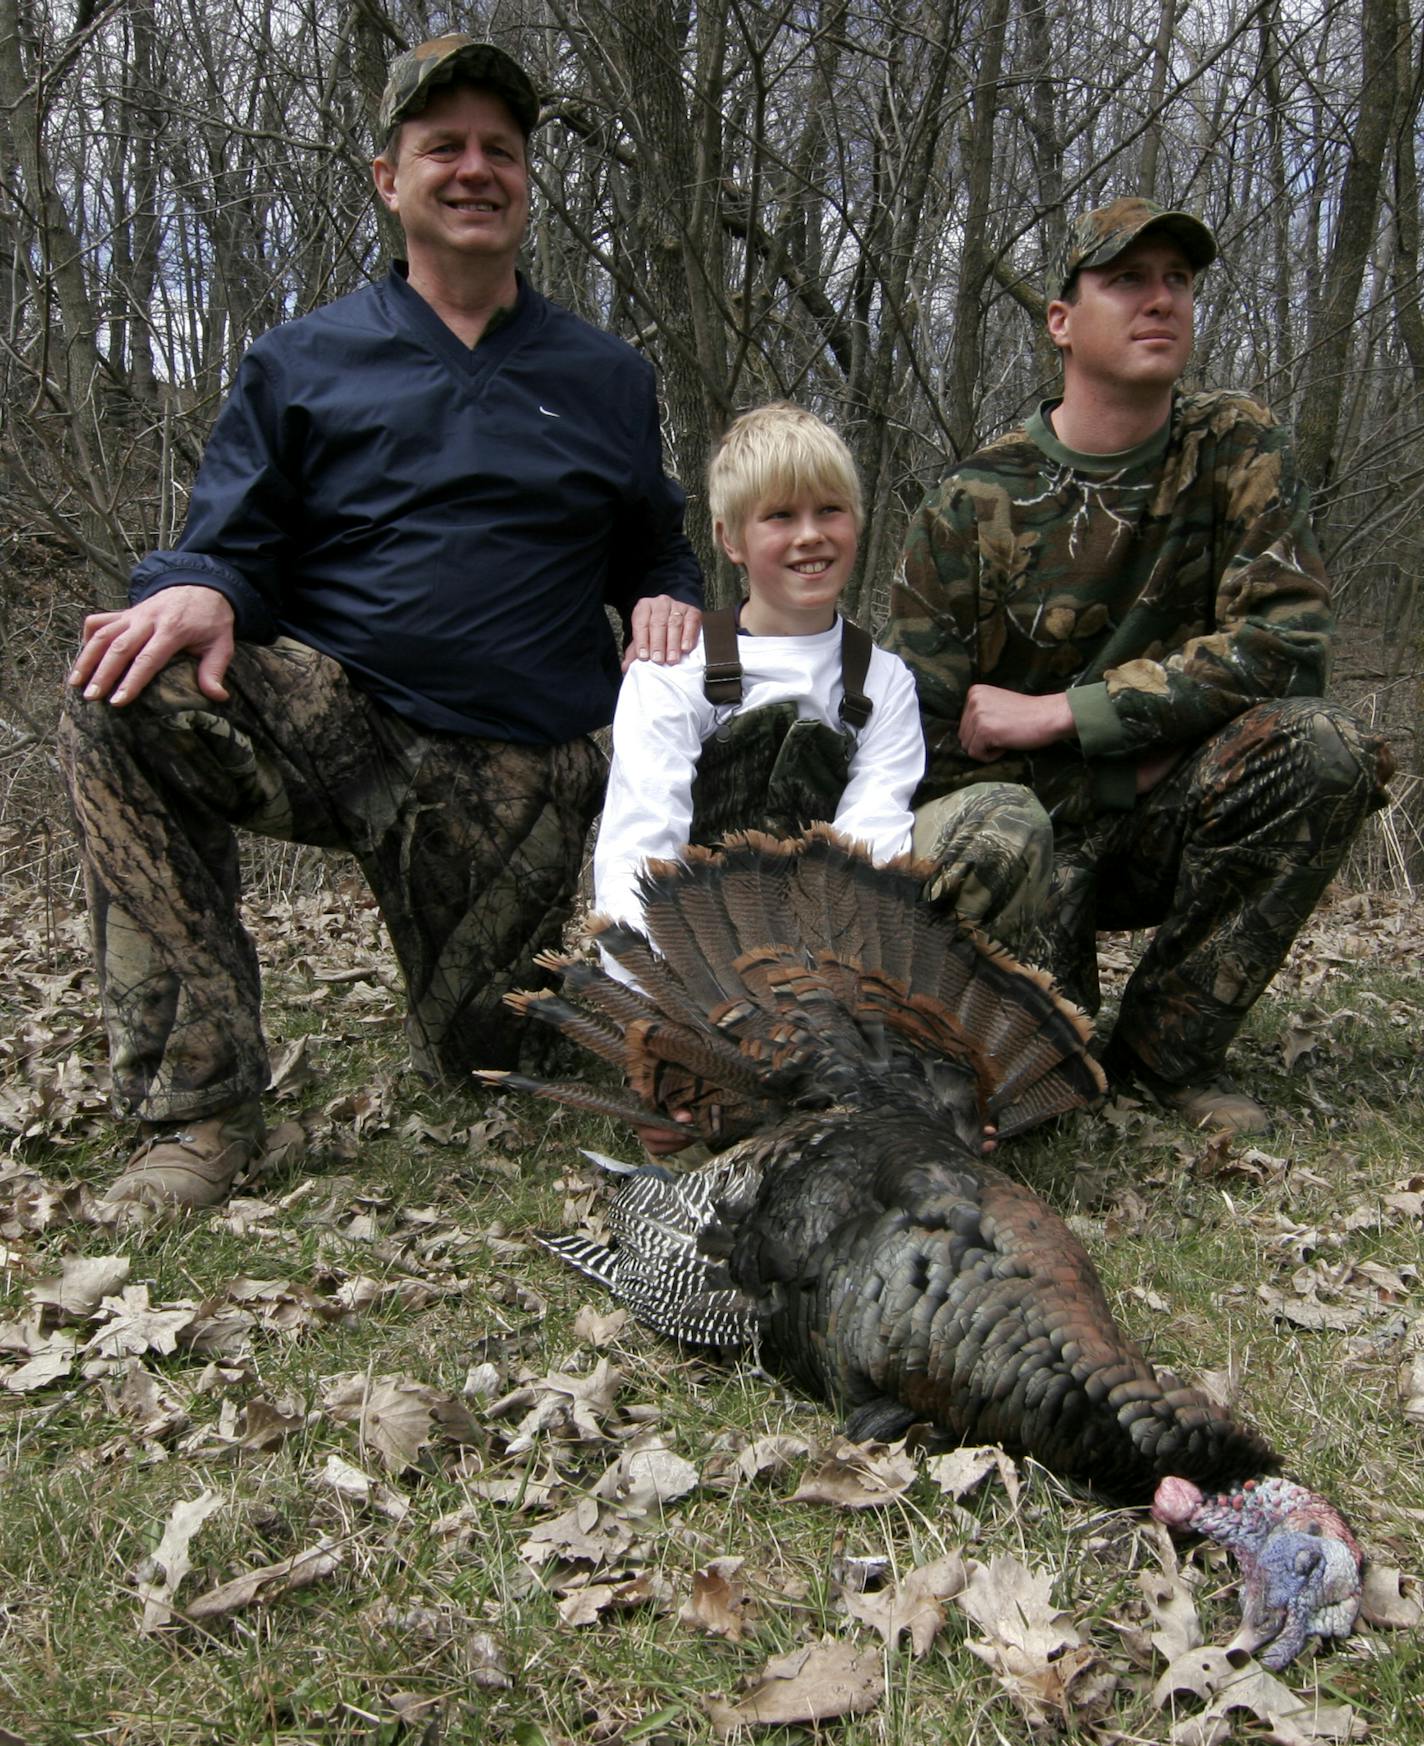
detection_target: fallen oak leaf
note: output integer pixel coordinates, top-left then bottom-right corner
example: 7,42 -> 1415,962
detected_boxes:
572,1304 -> 628,1347
707,1636 -> 883,1733
1138,1565 -> 1203,1661
1358,1563 -> 1421,1630
953,1553 -> 1102,1727
1256,1287 -> 1361,1333
320,1453 -> 410,1522
83,1287 -> 196,1358
925,1444 -> 1021,1506
590,1440 -> 699,1520
556,1571 -> 672,1627
790,1437 -> 918,1509
185,1537 -> 343,1621
29,1254 -> 130,1320
137,1489 -> 226,1632
839,1551 -> 966,1657
1151,1645 -> 1362,1744
681,1558 -> 750,1640
324,1372 -> 478,1473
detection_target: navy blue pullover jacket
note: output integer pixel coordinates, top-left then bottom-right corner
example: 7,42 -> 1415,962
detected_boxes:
131,269 -> 702,744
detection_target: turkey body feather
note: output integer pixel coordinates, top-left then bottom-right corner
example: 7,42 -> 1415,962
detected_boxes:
482,829 -> 1361,1668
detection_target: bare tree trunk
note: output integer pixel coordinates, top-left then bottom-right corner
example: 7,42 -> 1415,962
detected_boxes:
1296,0 -> 1397,496
942,0 -> 1012,457
1389,0 -> 1424,389
1137,0 -> 1178,197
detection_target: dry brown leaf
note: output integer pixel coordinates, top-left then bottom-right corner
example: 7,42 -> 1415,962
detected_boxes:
106,1362 -> 188,1440
1151,1646 -> 1363,1744
2,1328 -> 77,1392
701,1431 -> 810,1491
136,1490 -> 226,1632
1256,1286 -> 1361,1333
573,1304 -> 628,1346
1138,1566 -> 1202,1660
840,1552 -> 966,1656
1358,1562 -> 1422,1629
557,1583 -> 616,1626
681,1559 -> 749,1640
954,1554 -> 1099,1727
267,1036 -> 317,1098
324,1372 -> 477,1473
185,1539 -> 343,1621
518,1496 -> 636,1570
83,1286 -> 196,1358
591,1440 -> 698,1519
29,1254 -> 130,1320
463,1630 -> 513,1689
489,1358 -> 624,1452
555,1571 -> 670,1627
925,1444 -> 1021,1505
707,1637 -> 883,1733
790,1438 -> 918,1509
320,1453 -> 411,1522
1399,1348 -> 1424,1427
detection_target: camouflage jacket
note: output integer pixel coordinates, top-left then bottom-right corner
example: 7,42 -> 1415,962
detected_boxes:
881,391 -> 1333,825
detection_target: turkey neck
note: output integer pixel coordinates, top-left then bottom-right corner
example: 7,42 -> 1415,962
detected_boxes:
723,1107 -> 1279,1503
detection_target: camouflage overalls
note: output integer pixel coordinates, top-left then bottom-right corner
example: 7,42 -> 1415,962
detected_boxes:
883,391 -> 1393,1082
685,611 -> 1049,948
60,639 -> 604,1122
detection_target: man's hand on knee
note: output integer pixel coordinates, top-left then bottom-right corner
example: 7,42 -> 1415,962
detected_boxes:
68,585 -> 236,707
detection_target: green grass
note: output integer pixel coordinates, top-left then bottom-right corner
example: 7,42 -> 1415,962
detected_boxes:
1,883 -> 1421,1745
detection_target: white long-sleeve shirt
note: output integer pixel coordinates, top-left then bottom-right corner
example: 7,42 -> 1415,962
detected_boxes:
593,618 -> 925,961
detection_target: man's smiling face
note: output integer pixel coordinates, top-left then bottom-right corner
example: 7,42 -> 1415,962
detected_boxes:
373,84 -> 530,277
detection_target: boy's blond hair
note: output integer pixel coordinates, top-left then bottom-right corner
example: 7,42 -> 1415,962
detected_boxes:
708,402 -> 863,544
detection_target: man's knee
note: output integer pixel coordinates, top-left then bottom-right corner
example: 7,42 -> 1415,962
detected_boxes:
1197,698 -> 1392,843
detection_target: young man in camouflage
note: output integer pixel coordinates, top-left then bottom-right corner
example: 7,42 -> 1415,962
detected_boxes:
60,37 -> 702,1210
883,197 -> 1393,1135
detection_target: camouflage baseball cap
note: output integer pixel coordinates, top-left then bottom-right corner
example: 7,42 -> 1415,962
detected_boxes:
378,35 -> 540,138
1056,197 -> 1217,297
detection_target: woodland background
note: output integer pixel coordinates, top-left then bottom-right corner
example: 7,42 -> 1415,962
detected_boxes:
2,6 -> 1423,1742
1,0 -> 1422,889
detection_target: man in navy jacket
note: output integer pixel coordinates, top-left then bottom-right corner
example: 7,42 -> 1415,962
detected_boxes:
60,36 -> 703,1209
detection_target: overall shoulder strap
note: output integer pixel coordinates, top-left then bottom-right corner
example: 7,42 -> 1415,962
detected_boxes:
838,618 -> 874,729
701,606 -> 744,705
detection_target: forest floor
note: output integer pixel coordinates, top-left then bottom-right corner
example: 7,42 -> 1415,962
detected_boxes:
0,856 -> 1421,1746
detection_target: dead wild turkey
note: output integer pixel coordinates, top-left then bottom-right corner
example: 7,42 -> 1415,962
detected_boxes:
480,828 -> 1363,1670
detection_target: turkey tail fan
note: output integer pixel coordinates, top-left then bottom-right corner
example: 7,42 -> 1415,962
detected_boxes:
498,831 -> 1103,1147
472,1069 -> 695,1133
635,851 -> 750,1010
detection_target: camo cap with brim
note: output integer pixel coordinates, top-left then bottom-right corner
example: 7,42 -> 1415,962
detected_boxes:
1056,197 -> 1217,298
378,35 -> 540,138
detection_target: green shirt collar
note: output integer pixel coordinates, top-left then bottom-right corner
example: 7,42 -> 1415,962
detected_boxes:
1027,397 -> 1175,474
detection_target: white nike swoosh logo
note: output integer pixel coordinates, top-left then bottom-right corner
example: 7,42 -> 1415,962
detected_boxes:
539,405 -> 561,418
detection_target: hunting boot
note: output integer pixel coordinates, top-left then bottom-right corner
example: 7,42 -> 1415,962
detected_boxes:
102,1100 -> 266,1210
1104,1039 -> 1270,1138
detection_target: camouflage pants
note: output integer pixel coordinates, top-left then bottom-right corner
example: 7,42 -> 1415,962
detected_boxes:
1046,698 -> 1391,1083
911,783 -> 1054,953
59,639 -> 605,1122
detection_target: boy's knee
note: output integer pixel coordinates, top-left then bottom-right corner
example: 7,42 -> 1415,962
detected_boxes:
914,782 -> 1053,931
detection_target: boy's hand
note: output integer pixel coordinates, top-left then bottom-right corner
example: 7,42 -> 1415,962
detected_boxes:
636,1109 -> 696,1157
624,597 -> 702,671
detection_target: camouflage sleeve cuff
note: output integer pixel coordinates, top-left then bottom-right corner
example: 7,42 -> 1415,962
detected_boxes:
1066,682 -> 1127,756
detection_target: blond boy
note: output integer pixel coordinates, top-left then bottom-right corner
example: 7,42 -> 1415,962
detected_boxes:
594,403 -> 924,966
